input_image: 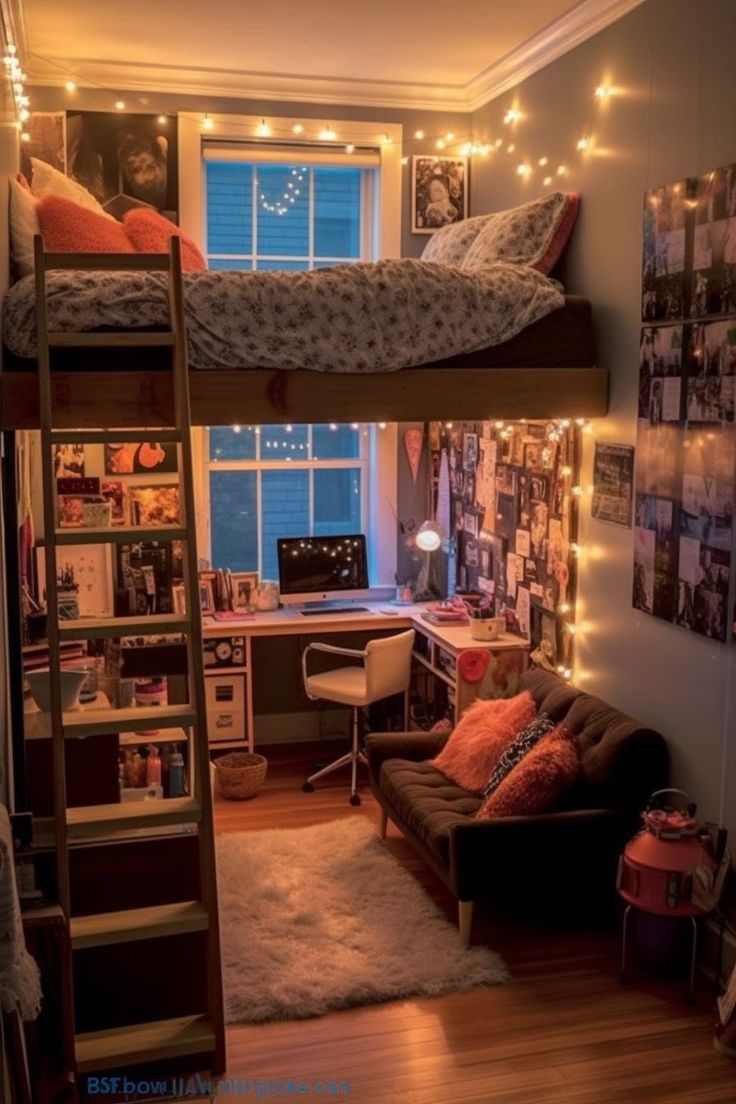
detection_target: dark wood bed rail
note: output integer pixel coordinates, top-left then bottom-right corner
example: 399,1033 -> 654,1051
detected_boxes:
0,364 -> 608,428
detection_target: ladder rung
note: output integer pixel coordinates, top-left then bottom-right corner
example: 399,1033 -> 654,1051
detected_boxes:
54,525 -> 187,545
70,901 -> 209,949
67,796 -> 201,839
48,331 -> 175,349
44,251 -> 172,272
75,1014 -> 215,1073
50,429 -> 180,445
58,614 -> 190,640
63,704 -> 196,738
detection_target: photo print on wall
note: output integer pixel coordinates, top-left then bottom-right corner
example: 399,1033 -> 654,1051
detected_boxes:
411,156 -> 467,233
635,161 -> 736,643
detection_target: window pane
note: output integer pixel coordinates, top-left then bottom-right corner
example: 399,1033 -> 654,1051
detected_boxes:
255,165 -> 309,257
261,470 -> 309,580
209,426 -> 256,460
210,470 -> 258,571
260,424 -> 309,460
206,163 -> 252,254
312,423 -> 361,459
255,259 -> 309,271
313,468 -> 362,535
314,168 -> 361,258
208,258 -> 253,270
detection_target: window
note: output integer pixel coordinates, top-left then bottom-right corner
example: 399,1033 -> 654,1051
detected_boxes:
206,161 -> 368,271
206,425 -> 369,581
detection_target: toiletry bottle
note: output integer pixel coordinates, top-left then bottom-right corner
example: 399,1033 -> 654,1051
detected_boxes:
146,745 -> 162,787
168,745 -> 186,797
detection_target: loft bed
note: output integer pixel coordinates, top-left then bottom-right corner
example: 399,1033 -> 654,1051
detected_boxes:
0,247 -> 607,429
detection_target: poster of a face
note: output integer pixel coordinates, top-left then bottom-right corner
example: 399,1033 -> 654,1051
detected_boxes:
65,111 -> 178,220
412,156 -> 467,233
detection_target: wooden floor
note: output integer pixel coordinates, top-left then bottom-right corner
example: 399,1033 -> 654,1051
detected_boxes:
213,741 -> 734,1103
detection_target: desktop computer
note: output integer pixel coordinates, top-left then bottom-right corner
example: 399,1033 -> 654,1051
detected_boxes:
276,534 -> 371,615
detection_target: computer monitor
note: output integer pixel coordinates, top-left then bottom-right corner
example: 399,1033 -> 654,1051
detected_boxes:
277,535 -> 370,606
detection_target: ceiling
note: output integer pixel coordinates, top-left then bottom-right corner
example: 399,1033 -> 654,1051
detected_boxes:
16,0 -> 643,111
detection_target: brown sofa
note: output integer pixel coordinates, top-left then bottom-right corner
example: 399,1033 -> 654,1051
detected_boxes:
366,668 -> 668,942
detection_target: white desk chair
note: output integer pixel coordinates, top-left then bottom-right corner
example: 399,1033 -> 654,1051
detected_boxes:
301,629 -> 415,805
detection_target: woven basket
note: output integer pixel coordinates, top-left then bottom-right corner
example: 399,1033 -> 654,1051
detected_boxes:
214,752 -> 268,800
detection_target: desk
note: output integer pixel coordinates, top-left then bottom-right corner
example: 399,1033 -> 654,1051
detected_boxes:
202,603 -> 528,751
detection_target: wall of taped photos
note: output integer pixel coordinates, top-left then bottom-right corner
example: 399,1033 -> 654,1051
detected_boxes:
429,420 -> 579,672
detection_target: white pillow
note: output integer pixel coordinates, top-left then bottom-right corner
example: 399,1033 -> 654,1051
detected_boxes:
30,157 -> 114,220
9,177 -> 39,277
420,214 -> 491,265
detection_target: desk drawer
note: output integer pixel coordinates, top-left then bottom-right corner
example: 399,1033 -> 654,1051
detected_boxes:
208,706 -> 246,743
205,673 -> 245,712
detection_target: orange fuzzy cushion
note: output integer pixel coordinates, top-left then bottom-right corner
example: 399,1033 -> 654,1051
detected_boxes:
430,691 -> 537,792
36,195 -> 135,253
475,726 -> 580,819
123,208 -> 206,271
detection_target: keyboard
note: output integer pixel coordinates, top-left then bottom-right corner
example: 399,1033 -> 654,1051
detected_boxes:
299,606 -> 370,617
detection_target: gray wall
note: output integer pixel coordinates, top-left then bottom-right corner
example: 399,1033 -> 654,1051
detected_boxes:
28,86 -> 468,259
471,0 -> 736,833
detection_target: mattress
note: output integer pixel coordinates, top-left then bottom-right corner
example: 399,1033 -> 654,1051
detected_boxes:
2,259 -> 570,375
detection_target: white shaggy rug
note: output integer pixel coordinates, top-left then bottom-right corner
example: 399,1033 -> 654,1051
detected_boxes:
216,817 -> 507,1023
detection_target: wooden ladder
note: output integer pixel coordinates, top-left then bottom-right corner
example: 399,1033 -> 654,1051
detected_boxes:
32,234 -> 225,1078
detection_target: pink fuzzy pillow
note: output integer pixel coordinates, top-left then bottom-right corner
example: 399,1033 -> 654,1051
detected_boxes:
430,691 -> 537,792
475,726 -> 580,819
36,195 -> 135,254
123,208 -> 206,271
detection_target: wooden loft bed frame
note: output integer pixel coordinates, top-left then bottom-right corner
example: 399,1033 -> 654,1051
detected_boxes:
0,250 -> 608,429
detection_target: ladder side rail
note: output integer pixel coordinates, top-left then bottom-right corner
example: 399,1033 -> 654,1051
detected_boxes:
33,234 -> 72,919
166,235 -> 226,1073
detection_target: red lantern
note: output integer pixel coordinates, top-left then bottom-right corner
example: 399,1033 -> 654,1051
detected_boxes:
618,789 -> 717,917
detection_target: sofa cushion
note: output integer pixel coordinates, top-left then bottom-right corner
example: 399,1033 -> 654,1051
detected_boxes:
36,195 -> 135,254
475,726 -> 580,819
379,758 -> 481,863
430,690 -> 536,792
480,711 -> 554,797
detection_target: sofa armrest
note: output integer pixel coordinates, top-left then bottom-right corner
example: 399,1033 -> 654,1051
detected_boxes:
449,807 -> 639,901
365,731 -> 448,777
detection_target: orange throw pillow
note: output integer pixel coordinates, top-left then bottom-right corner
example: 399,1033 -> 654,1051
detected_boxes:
123,208 -> 206,271
430,691 -> 537,792
475,726 -> 580,819
36,195 -> 135,253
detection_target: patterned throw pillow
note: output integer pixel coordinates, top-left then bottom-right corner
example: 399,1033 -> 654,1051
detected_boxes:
420,214 -> 492,265
30,157 -> 115,220
480,712 -> 554,798
475,727 -> 581,819
462,192 -> 579,274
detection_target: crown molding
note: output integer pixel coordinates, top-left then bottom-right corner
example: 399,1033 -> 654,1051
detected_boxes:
465,0 -> 647,112
24,55 -> 470,113
20,0 -> 646,115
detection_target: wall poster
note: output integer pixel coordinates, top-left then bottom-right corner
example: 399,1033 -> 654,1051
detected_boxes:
635,162 -> 736,642
592,443 -> 634,527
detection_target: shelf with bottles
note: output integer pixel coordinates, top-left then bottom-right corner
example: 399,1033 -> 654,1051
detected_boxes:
118,733 -> 190,802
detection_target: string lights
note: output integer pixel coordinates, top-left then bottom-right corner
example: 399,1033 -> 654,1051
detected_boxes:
258,166 -> 306,216
3,44 -> 31,140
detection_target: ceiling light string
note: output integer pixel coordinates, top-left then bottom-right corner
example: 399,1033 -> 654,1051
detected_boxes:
3,44 -> 31,141
25,48 -> 171,122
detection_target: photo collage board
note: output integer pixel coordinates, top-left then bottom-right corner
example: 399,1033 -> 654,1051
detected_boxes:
636,161 -> 736,642
436,420 -> 578,671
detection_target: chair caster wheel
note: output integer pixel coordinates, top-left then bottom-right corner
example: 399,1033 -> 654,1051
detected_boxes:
302,782 -> 315,793
349,794 -> 361,806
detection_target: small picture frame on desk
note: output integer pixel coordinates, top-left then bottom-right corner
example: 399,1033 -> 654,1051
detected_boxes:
199,577 -> 215,615
231,571 -> 259,612
172,583 -> 186,615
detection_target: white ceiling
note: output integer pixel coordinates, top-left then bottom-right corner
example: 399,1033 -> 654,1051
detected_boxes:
16,0 -> 643,111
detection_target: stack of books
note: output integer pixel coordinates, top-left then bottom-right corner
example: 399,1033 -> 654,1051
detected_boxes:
23,640 -> 86,673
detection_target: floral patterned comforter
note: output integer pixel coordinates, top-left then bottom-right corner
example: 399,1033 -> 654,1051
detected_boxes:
3,260 -> 564,373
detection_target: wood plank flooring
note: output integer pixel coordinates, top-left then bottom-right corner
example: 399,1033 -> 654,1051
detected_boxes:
213,741 -> 734,1102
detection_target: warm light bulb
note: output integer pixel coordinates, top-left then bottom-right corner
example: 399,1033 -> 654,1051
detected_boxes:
571,542 -> 583,556
157,114 -> 167,125
435,138 -> 446,150
543,176 -> 553,186
445,422 -> 453,429
256,119 -> 272,137
202,114 -> 214,131
379,133 -> 390,145
292,123 -> 304,135
517,163 -> 531,177
538,156 -> 548,166
65,79 -> 77,92
378,422 -> 387,430
557,164 -> 567,176
20,131 -> 30,142
577,137 -> 590,151
506,143 -> 515,153
115,99 -> 125,111
559,602 -> 571,614
319,124 -> 336,141
414,129 -> 424,140
445,132 -> 454,141
401,156 -> 408,165
232,424 -> 241,434
346,144 -> 355,153
503,108 -> 522,125
572,485 -> 583,497
595,84 -> 612,99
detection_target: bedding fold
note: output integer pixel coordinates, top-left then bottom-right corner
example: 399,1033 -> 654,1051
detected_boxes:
3,259 -> 564,374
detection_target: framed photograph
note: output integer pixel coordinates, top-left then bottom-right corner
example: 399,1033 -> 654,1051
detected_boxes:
411,156 -> 467,234
57,495 -> 86,528
592,443 -> 635,528
105,441 -> 178,475
199,577 -> 215,615
231,571 -> 259,612
131,484 -> 180,526
101,480 -> 129,526
54,444 -> 85,479
36,543 -> 113,617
